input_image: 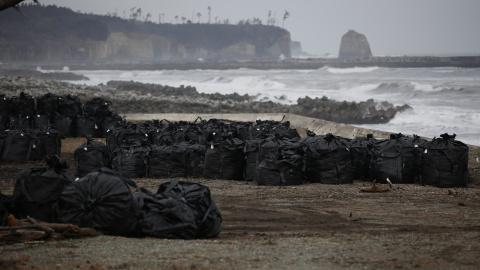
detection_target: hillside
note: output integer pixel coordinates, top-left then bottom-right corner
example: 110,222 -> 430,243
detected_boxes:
0,4 -> 291,63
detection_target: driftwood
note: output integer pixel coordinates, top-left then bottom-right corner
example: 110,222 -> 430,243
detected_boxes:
358,180 -> 392,193
0,215 -> 99,244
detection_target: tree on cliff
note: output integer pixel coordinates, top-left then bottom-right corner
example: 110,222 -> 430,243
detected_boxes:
282,10 -> 290,28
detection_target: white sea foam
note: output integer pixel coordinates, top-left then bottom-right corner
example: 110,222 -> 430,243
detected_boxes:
326,66 -> 380,74
56,67 -> 479,145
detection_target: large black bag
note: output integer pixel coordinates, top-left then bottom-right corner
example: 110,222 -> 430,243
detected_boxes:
37,93 -> 59,116
56,168 -> 141,236
112,146 -> 150,179
183,141 -> 206,178
148,143 -> 188,178
85,97 -> 112,118
370,133 -> 422,184
157,180 -> 222,238
422,133 -> 469,187
204,137 -> 245,180
243,139 -> 263,181
74,114 -> 99,138
11,156 -> 75,222
1,130 -> 34,161
132,187 -> 198,239
349,134 -> 378,181
10,92 -> 35,116
256,145 -> 306,186
58,94 -> 83,118
304,133 -> 353,185
74,135 -> 111,177
53,113 -> 75,138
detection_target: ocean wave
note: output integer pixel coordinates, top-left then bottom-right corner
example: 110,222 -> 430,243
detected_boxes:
229,76 -> 286,90
326,66 -> 380,74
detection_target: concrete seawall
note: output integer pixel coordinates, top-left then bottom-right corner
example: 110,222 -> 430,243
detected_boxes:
125,113 -> 396,140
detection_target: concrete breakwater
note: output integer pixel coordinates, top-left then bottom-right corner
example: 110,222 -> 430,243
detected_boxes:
32,55 -> 480,71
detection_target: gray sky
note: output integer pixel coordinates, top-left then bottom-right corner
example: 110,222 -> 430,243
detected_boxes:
38,0 -> 480,56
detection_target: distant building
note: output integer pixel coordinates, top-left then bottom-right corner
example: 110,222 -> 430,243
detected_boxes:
338,30 -> 372,58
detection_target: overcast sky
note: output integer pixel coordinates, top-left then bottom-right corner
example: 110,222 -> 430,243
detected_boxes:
38,0 -> 480,56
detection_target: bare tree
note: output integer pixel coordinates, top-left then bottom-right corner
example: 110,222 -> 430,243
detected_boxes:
196,12 -> 201,23
174,15 -> 179,24
181,16 -> 187,24
207,6 -> 211,24
282,10 -> 290,28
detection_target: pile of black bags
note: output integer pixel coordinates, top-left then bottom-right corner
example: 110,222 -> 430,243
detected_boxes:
73,115 -> 469,188
0,92 -> 121,138
3,156 -> 222,239
0,92 -> 122,161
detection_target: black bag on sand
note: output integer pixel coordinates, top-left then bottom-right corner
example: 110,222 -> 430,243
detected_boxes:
53,113 -> 75,138
1,130 -> 34,161
349,134 -> 378,181
157,180 -> 222,239
370,133 -> 422,184
112,146 -> 150,179
148,142 -> 188,178
182,141 -> 206,178
10,92 -> 35,116
204,137 -> 245,180
132,186 -> 198,239
11,155 -> 75,222
422,133 -> 469,188
256,146 -> 306,186
56,168 -> 142,236
304,133 -> 353,185
58,94 -> 83,118
74,135 -> 111,177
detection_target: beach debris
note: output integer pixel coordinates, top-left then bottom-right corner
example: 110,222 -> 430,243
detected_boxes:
358,180 -> 391,193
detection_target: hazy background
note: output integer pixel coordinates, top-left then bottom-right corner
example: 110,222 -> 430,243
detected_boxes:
37,0 -> 480,57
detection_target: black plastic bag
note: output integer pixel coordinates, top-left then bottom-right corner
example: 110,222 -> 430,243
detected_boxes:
148,143 -> 188,178
1,130 -> 33,161
157,180 -> 222,238
56,168 -> 141,236
422,133 -> 469,187
74,114 -> 99,138
204,137 -> 245,180
11,155 -> 75,222
370,133 -> 422,184
58,94 -> 83,118
349,134 -> 378,181
132,187 -> 197,239
112,146 -> 150,179
37,93 -> 59,115
256,145 -> 306,186
85,97 -> 112,118
10,92 -> 35,116
74,135 -> 111,177
53,113 -> 75,138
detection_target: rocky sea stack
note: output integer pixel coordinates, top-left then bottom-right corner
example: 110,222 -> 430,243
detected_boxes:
338,30 -> 372,59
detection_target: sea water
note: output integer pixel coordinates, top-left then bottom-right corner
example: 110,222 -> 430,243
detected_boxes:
53,66 -> 480,146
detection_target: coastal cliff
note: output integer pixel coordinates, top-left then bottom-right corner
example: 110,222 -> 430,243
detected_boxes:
0,5 -> 291,62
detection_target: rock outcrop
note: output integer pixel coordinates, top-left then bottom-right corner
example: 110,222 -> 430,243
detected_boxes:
338,30 -> 372,59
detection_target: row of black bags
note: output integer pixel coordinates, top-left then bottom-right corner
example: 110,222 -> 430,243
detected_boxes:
0,126 -> 63,161
0,92 -> 121,138
0,155 -> 222,239
75,128 -> 469,188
